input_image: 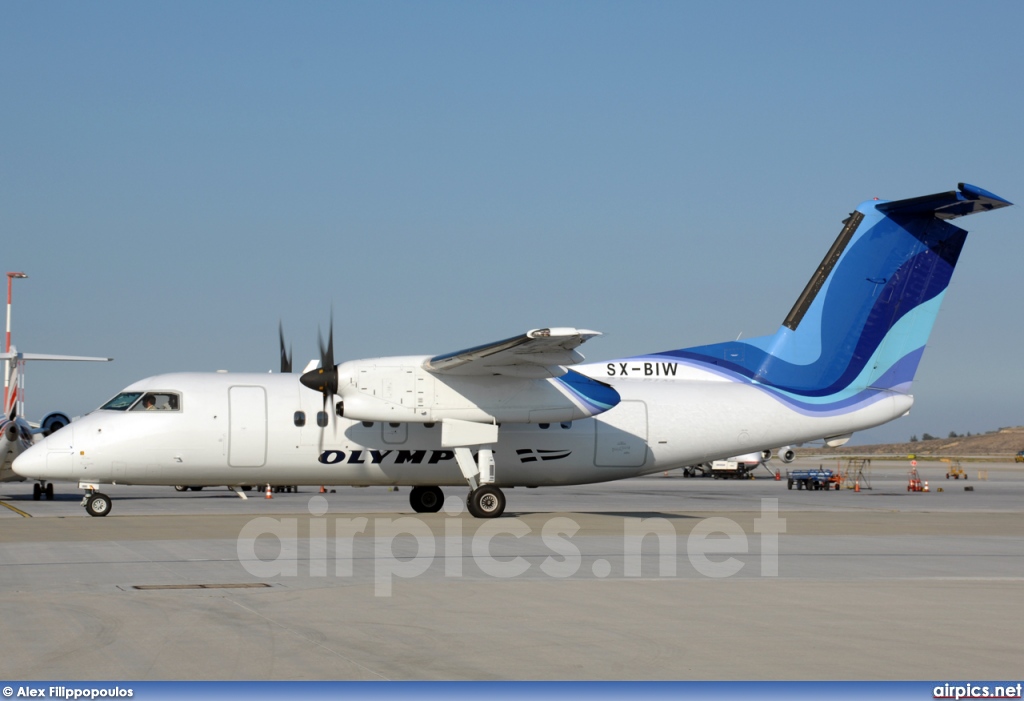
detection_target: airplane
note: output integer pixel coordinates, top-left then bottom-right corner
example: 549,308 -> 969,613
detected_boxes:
0,346 -> 112,499
12,182 -> 1012,517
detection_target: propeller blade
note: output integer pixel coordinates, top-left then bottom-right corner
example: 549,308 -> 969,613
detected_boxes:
300,310 -> 340,452
279,322 -> 292,373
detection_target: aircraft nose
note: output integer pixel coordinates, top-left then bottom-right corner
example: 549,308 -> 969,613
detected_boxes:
13,443 -> 49,480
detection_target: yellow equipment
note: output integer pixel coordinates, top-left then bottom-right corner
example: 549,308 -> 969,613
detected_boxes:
942,458 -> 967,480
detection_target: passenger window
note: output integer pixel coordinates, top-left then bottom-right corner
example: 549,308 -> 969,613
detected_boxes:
294,411 -> 306,427
317,411 -> 328,428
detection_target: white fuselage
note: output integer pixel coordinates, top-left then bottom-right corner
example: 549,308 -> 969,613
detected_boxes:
12,368 -> 911,489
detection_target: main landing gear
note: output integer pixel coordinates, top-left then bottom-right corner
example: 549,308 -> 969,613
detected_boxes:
452,438 -> 507,518
407,484 -> 507,518
466,485 -> 505,518
409,486 -> 444,513
32,482 -> 54,501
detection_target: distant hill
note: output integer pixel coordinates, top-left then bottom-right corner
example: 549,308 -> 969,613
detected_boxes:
797,426 -> 1024,458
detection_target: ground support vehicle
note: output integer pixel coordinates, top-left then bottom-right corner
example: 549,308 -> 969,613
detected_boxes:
787,468 -> 839,490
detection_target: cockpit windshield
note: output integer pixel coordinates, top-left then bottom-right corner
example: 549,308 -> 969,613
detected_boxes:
100,391 -> 181,412
100,392 -> 143,411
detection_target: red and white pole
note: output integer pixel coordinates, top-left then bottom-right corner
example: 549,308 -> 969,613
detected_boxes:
5,272 -> 27,396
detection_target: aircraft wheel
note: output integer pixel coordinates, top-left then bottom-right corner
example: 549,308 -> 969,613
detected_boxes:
85,493 -> 112,517
33,483 -> 42,501
467,486 -> 505,519
409,486 -> 444,513
174,485 -> 188,492
45,483 -> 54,500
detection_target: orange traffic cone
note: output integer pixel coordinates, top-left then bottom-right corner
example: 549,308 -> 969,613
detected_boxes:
924,481 -> 930,492
774,470 -> 781,481
854,480 -> 860,492
319,486 -> 326,493
265,484 -> 272,499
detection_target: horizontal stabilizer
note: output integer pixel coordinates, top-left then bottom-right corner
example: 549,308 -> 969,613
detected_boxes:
876,182 -> 1012,220
0,346 -> 112,363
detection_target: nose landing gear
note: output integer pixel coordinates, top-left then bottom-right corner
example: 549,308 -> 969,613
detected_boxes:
32,482 -> 54,501
79,483 -> 112,517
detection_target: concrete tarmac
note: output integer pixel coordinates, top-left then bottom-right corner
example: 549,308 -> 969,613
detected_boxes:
1,458 -> 1022,680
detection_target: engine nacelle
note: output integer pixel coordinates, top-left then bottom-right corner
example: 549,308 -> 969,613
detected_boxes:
333,357 -> 619,424
778,446 -> 796,463
760,448 -> 773,462
40,412 -> 71,437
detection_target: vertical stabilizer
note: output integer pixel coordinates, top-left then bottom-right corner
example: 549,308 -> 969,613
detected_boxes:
635,183 -> 1012,413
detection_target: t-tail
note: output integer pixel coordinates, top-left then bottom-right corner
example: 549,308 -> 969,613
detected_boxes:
633,183 -> 1012,415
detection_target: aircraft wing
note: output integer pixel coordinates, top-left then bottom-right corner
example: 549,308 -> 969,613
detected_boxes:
424,327 -> 601,378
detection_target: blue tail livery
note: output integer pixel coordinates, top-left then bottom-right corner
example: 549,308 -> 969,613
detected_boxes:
624,183 -> 1012,417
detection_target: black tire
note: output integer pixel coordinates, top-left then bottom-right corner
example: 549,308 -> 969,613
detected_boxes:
174,485 -> 188,492
33,483 -> 42,501
85,493 -> 112,517
787,479 -> 793,490
409,486 -> 444,513
467,486 -> 506,518
45,483 -> 54,500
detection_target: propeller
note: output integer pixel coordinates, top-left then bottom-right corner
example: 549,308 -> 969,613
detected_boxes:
299,313 -> 340,450
279,322 -> 293,373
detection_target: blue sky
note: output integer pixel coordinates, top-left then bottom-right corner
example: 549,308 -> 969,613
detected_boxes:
1,1 -> 1021,445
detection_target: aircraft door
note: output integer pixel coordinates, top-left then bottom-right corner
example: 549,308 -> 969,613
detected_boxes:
594,400 -> 648,467
229,386 -> 267,467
